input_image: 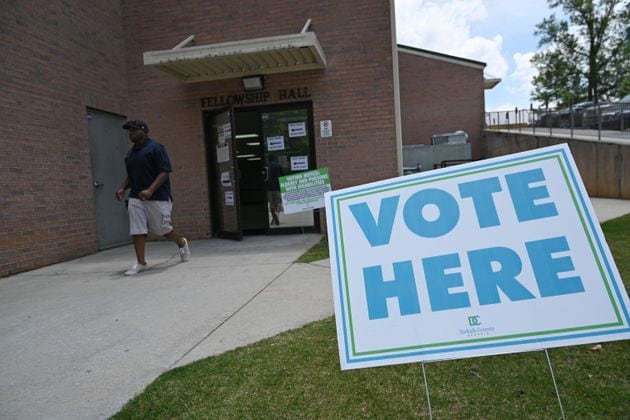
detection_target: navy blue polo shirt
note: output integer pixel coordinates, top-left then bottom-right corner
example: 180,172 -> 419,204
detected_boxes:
125,138 -> 173,201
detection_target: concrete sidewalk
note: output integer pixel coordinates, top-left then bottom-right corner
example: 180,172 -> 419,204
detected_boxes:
1,198 -> 629,419
0,234 -> 331,419
589,197 -> 630,223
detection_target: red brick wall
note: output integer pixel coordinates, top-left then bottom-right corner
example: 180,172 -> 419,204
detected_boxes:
398,49 -> 485,158
121,0 -> 398,237
1,0 -> 397,277
1,1 -> 128,277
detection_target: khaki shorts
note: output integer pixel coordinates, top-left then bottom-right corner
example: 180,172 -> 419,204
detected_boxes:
267,191 -> 283,212
128,198 -> 173,236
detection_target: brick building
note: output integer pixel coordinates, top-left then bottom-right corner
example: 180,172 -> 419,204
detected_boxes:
1,0 -> 489,277
398,46 -> 487,157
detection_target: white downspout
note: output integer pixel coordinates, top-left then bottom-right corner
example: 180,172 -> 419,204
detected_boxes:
390,0 -> 403,176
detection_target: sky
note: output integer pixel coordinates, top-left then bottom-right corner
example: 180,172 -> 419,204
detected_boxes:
395,0 -> 557,112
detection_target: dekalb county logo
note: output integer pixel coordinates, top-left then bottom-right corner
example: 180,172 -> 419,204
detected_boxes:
460,315 -> 495,337
468,315 -> 482,326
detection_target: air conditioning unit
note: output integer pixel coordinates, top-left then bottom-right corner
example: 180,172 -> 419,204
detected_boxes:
431,130 -> 469,145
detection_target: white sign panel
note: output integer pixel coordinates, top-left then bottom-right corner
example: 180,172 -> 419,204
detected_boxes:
290,156 -> 309,171
325,144 -> 630,370
320,120 -> 332,138
267,136 -> 285,151
288,122 -> 306,138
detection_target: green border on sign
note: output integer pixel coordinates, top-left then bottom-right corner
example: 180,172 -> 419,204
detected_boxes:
334,155 -> 623,357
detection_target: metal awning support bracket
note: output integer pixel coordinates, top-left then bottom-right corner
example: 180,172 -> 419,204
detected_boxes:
173,35 -> 196,50
301,19 -> 312,33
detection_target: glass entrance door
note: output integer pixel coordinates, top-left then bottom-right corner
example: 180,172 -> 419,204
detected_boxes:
261,107 -> 316,231
234,110 -> 267,232
232,103 -> 317,234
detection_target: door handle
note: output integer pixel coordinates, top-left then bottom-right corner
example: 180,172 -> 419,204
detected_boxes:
93,181 -> 105,188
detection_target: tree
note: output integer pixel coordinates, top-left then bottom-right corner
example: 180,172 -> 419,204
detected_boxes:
531,0 -> 630,106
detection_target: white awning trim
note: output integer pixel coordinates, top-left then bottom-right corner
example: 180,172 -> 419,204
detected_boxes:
484,78 -> 501,89
143,31 -> 326,83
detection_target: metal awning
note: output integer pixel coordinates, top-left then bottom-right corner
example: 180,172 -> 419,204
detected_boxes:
143,28 -> 326,83
484,77 -> 501,89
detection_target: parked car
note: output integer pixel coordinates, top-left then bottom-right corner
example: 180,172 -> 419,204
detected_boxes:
581,101 -> 614,128
530,109 -> 555,127
581,95 -> 630,129
530,101 -> 592,128
555,101 -> 594,128
602,101 -> 630,130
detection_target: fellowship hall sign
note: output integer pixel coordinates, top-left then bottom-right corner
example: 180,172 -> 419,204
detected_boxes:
201,87 -> 312,108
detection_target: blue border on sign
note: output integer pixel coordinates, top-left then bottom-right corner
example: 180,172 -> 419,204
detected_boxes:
327,145 -> 630,366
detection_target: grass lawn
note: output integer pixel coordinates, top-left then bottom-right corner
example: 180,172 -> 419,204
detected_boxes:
295,236 -> 328,263
113,216 -> 630,419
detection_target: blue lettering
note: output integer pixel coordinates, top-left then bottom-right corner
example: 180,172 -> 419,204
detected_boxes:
458,177 -> 502,228
526,236 -> 585,297
506,169 -> 558,222
360,237 -> 583,319
349,196 -> 399,247
423,253 -> 471,311
403,189 -> 459,238
468,247 -> 535,305
363,261 -> 421,320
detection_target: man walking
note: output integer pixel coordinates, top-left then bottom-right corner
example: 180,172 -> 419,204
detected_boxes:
266,155 -> 284,226
115,120 -> 190,275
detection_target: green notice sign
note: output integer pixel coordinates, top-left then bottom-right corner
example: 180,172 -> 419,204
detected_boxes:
279,168 -> 331,214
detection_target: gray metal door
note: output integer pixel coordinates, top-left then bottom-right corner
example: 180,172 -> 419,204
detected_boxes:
87,110 -> 131,249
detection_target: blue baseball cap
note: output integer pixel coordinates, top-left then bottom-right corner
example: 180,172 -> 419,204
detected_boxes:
122,120 -> 149,133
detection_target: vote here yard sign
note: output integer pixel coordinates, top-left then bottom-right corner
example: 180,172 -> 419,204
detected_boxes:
325,144 -> 630,370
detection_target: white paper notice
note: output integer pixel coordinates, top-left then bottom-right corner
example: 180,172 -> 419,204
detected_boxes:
267,136 -> 285,151
216,144 -> 230,163
223,123 -> 232,140
221,171 -> 232,187
290,156 -> 308,171
320,120 -> 332,138
224,190 -> 234,206
288,122 -> 306,138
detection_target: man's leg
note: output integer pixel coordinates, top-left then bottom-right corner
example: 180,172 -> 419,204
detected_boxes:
132,234 -> 147,264
165,229 -> 190,262
164,229 -> 186,248
274,193 -> 282,225
148,200 -> 190,261
125,233 -> 148,275
125,198 -> 149,275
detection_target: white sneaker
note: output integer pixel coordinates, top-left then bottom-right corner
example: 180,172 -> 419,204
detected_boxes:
125,262 -> 147,276
179,238 -> 190,262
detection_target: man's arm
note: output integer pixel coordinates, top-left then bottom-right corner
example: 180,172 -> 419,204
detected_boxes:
115,177 -> 129,201
139,172 -> 169,200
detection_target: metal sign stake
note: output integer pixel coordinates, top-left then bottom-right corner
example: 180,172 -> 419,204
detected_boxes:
421,362 -> 433,420
544,349 -> 566,420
